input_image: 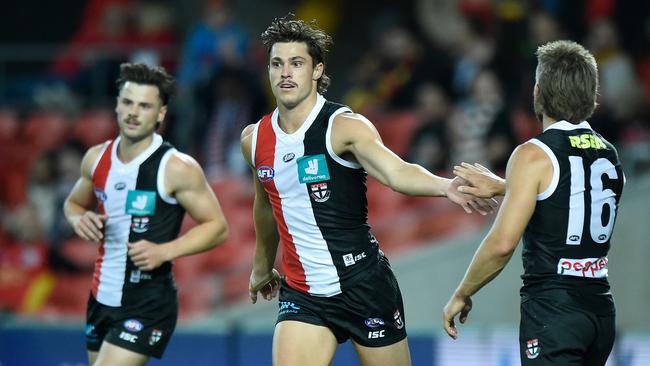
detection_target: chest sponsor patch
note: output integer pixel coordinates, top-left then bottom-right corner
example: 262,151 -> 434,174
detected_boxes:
557,257 -> 608,278
126,190 -> 156,216
297,154 -> 330,183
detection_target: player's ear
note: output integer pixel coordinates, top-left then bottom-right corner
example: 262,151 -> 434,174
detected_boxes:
313,62 -> 323,81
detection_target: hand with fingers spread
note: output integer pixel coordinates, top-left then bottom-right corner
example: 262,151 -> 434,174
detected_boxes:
442,293 -> 473,340
447,177 -> 499,215
71,212 -> 108,243
249,269 -> 281,304
128,240 -> 169,271
453,162 -> 506,198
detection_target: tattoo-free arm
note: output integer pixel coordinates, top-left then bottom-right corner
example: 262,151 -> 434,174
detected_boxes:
443,143 -> 550,338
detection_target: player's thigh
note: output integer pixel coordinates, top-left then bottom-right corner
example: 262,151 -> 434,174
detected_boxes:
584,314 -> 616,366
273,320 -> 338,366
93,341 -> 149,366
87,350 -> 98,366
352,337 -> 411,366
520,298 -> 592,365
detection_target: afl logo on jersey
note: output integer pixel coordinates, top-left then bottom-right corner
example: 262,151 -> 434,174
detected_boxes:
257,166 -> 275,182
114,182 -> 126,190
93,188 -> 107,202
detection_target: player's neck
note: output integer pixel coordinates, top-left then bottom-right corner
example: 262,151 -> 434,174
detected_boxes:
277,91 -> 318,134
117,133 -> 154,163
542,114 -> 558,131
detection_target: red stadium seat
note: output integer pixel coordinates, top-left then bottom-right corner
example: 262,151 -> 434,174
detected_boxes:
22,112 -> 71,152
71,109 -> 119,147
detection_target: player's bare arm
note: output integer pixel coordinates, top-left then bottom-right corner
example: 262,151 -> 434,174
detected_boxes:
442,142 -> 552,339
453,162 -> 507,198
241,124 -> 281,304
128,152 -> 229,271
64,144 -> 108,243
330,112 -> 497,215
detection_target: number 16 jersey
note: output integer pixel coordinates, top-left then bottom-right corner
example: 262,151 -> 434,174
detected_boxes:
522,120 -> 625,294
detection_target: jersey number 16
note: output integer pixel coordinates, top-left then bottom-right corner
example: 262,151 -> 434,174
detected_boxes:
566,157 -> 621,245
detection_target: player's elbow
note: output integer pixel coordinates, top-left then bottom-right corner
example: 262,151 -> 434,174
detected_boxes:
209,220 -> 229,249
491,239 -> 518,259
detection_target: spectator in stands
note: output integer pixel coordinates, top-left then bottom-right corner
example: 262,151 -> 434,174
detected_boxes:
172,0 -> 249,153
447,69 -> 515,172
407,83 -> 452,174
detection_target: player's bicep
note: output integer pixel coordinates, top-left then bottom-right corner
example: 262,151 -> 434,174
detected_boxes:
335,114 -> 406,186
169,155 -> 225,224
488,146 -> 545,245
66,176 -> 97,209
65,144 -> 103,210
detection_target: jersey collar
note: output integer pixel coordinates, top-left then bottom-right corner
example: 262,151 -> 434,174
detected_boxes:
544,120 -> 592,132
272,93 -> 326,139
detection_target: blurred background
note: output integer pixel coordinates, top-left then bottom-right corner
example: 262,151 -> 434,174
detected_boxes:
0,0 -> 648,365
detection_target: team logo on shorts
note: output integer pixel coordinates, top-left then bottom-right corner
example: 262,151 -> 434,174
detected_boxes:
279,301 -> 300,315
526,338 -> 541,359
257,166 -> 275,182
131,216 -> 150,233
149,329 -> 163,346
364,318 -> 385,328
123,319 -> 144,333
393,310 -> 404,330
86,324 -> 99,343
310,182 -> 331,203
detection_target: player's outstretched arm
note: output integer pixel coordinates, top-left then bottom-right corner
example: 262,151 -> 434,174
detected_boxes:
331,113 -> 497,215
241,124 -> 281,304
63,144 -> 108,243
443,143 -> 549,339
129,152 -> 229,271
453,162 -> 506,198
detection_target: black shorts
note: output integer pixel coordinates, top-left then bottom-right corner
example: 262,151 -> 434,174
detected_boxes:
277,255 -> 407,347
519,290 -> 615,365
85,287 -> 178,359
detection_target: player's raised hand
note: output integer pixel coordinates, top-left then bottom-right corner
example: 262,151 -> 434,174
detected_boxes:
454,162 -> 506,198
249,269 -> 281,304
442,293 -> 473,340
72,212 -> 108,243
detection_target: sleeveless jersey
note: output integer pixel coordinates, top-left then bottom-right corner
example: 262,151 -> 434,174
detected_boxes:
522,121 -> 625,294
251,94 -> 379,297
91,134 -> 185,306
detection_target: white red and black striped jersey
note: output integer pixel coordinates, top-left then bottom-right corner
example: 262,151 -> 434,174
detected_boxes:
251,94 -> 380,297
91,134 -> 184,307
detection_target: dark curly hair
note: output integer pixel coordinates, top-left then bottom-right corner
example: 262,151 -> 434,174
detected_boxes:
116,63 -> 175,106
261,14 -> 333,94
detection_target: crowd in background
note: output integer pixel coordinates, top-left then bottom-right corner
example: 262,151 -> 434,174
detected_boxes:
0,0 -> 648,318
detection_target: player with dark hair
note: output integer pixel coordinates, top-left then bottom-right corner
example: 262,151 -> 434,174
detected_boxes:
64,62 -> 229,366
443,40 -> 625,366
241,15 -> 496,366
